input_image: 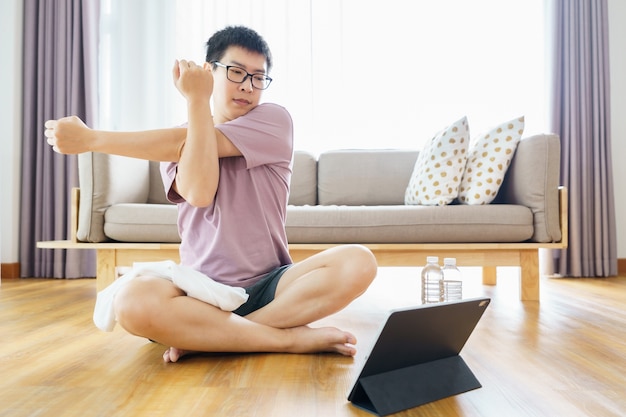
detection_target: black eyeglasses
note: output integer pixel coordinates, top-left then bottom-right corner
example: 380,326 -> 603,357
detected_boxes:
212,62 -> 273,90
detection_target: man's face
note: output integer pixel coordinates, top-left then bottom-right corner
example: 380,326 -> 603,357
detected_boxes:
211,46 -> 268,123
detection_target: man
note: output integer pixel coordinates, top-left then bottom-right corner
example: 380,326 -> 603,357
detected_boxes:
45,26 -> 377,362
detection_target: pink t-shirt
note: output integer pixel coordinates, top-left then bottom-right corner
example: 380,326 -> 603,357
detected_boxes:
162,103 -> 294,287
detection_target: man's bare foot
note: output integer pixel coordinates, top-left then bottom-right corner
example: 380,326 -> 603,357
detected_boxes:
163,347 -> 197,363
162,326 -> 356,363
285,326 -> 357,356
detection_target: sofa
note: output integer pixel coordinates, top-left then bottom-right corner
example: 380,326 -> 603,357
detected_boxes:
38,133 -> 567,300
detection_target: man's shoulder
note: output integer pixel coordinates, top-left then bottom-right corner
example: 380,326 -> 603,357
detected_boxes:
255,102 -> 288,112
251,103 -> 292,123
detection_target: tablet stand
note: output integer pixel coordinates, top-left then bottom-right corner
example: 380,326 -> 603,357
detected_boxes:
349,355 -> 481,416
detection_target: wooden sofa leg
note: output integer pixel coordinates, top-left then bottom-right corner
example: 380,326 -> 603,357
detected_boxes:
96,249 -> 117,292
482,266 -> 497,285
519,249 -> 540,301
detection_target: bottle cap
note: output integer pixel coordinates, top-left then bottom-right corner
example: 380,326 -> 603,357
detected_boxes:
426,256 -> 439,263
443,257 -> 457,266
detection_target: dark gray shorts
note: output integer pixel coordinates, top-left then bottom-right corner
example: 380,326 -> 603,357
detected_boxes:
233,264 -> 291,317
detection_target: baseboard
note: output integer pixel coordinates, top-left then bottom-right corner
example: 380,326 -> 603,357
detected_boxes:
1,262 -> 21,279
619,258 -> 626,276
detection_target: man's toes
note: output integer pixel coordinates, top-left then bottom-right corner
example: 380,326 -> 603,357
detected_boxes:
163,347 -> 181,363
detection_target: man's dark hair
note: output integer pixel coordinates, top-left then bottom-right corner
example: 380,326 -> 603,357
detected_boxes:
205,26 -> 273,73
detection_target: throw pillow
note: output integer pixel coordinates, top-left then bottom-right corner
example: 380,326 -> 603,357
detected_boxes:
458,116 -> 525,205
405,116 -> 470,206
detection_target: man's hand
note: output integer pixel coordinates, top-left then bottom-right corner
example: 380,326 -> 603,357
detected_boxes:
172,59 -> 214,102
44,116 -> 94,154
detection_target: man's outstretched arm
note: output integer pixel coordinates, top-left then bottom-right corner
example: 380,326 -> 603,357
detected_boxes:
44,116 -> 187,162
44,114 -> 239,163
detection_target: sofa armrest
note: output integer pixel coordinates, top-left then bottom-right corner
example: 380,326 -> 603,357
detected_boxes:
77,152 -> 150,242
497,134 -> 562,243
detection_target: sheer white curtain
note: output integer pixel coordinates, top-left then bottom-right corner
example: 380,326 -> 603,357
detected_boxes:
99,0 -> 177,131
100,0 -> 547,154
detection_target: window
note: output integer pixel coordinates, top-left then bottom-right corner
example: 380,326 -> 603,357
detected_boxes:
100,0 -> 547,154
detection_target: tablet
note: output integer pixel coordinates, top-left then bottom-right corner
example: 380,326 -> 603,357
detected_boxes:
348,297 -> 491,416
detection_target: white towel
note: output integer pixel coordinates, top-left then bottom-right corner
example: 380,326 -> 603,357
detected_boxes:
93,260 -> 249,332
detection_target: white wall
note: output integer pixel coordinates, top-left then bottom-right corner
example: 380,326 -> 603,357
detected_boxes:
1,1 -> 626,270
0,0 -> 23,268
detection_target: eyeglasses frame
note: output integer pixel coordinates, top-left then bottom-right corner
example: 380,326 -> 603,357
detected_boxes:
211,61 -> 273,90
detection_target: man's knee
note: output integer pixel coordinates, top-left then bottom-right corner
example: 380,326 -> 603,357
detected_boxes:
337,244 -> 378,290
113,277 -> 161,335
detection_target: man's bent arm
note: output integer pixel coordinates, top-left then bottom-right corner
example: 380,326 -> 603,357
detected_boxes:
174,97 -> 219,207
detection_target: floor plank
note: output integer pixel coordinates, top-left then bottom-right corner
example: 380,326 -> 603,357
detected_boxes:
1,268 -> 625,417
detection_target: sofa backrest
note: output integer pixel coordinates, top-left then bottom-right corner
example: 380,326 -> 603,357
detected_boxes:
147,161 -> 172,205
289,151 -> 317,205
316,149 -> 419,205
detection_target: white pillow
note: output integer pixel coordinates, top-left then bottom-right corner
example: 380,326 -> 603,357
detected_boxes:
405,116 -> 470,206
458,116 -> 525,205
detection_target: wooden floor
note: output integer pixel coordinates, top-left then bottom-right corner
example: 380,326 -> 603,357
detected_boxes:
1,267 -> 625,417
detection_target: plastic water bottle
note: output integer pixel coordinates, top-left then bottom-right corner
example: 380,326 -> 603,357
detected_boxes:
441,258 -> 463,302
421,256 -> 443,304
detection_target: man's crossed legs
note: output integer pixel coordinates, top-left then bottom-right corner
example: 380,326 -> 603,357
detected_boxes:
113,244 -> 377,362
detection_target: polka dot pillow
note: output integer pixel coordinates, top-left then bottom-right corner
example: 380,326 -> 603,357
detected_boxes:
458,116 -> 525,205
405,116 -> 470,206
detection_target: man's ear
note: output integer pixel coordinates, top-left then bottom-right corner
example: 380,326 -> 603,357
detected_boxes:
203,62 -> 212,71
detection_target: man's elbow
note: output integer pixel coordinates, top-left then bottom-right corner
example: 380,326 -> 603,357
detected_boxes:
184,190 -> 215,208
173,180 -> 216,208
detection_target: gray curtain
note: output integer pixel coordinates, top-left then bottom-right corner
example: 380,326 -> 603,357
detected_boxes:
20,0 -> 99,278
549,0 -> 617,277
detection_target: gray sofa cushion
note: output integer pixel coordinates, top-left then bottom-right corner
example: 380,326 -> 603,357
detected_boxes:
286,204 -> 533,243
317,150 -> 419,205
102,202 -> 535,244
104,203 -> 180,243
